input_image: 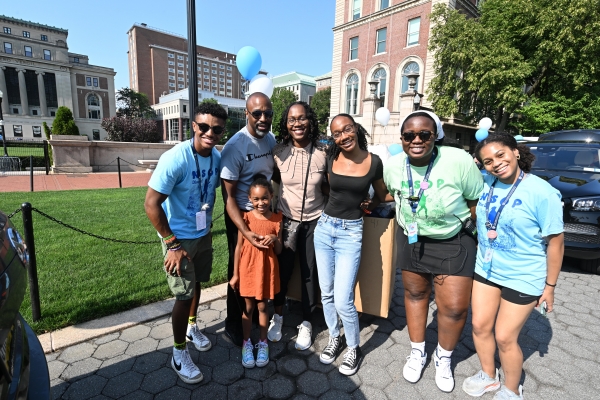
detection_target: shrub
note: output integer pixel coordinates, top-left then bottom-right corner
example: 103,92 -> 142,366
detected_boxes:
52,107 -> 80,135
101,116 -> 161,143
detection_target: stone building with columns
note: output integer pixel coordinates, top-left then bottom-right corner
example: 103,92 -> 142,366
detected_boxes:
0,15 -> 116,140
329,0 -> 479,147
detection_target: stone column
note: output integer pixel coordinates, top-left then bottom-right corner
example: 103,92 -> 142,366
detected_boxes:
0,66 -> 8,116
162,119 -> 167,141
70,72 -> 79,118
362,81 -> 381,145
36,71 -> 47,117
178,117 -> 183,141
16,68 -> 29,116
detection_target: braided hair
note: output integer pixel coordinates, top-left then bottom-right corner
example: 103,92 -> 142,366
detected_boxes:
474,133 -> 536,173
328,114 -> 370,160
277,101 -> 321,146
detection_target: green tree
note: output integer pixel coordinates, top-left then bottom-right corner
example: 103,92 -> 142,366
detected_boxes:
271,87 -> 298,137
200,98 -> 219,105
51,106 -> 80,135
116,88 -> 156,118
428,0 -> 600,133
310,87 -> 331,133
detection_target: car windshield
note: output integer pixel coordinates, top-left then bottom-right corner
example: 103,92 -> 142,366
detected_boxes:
528,145 -> 600,172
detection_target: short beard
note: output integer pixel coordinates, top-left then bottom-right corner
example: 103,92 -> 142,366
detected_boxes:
255,128 -> 268,138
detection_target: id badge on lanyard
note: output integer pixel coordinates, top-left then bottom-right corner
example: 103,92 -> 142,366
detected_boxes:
192,140 -> 212,231
405,148 -> 437,245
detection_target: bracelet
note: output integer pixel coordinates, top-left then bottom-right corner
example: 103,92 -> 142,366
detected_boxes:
168,245 -> 182,252
162,233 -> 175,242
166,241 -> 182,250
545,281 -> 557,287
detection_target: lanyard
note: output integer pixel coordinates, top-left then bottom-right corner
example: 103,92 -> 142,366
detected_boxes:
191,139 -> 213,204
485,170 -> 524,233
405,147 -> 438,214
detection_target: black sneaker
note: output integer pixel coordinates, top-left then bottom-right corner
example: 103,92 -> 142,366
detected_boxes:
319,336 -> 341,365
339,346 -> 361,376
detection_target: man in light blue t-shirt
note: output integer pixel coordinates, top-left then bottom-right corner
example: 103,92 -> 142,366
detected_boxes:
145,102 -> 226,385
220,92 -> 276,347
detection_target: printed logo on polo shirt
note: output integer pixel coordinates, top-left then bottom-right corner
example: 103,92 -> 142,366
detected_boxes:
246,150 -> 272,162
478,193 -> 523,252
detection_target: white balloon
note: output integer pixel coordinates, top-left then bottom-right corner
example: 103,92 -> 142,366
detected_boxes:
248,74 -> 274,98
479,117 -> 493,130
375,107 -> 391,127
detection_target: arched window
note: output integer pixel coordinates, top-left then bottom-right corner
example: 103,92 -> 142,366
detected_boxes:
87,94 -> 101,119
401,62 -> 420,93
372,68 -> 387,106
346,74 -> 359,115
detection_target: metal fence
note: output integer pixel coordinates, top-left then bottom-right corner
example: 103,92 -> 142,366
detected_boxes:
0,138 -> 50,175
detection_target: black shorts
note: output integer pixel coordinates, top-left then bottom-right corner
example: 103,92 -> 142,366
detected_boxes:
396,228 -> 476,277
474,274 -> 541,305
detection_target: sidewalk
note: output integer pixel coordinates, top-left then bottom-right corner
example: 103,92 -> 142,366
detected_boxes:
44,263 -> 600,399
0,171 -> 152,192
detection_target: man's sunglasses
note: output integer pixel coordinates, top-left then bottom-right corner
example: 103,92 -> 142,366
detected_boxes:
248,110 -> 274,119
195,122 -> 225,135
401,130 -> 435,142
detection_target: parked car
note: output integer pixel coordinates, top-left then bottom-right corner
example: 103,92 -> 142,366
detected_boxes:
525,129 -> 600,273
0,210 -> 51,399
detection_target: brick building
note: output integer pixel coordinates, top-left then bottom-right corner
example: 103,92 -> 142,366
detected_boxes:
127,23 -> 245,105
330,0 -> 479,145
0,15 -> 116,140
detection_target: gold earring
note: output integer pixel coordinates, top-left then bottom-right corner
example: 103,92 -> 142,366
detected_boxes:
516,154 -> 521,160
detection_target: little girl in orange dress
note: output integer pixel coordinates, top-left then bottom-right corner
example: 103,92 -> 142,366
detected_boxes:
230,175 -> 282,369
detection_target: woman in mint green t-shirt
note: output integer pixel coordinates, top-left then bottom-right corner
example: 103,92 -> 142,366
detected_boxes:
383,110 -> 484,393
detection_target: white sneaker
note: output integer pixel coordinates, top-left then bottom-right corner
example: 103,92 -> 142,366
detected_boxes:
493,385 -> 523,400
186,324 -> 212,352
403,348 -> 426,383
242,339 -> 255,368
267,314 -> 283,342
255,341 -> 269,367
172,347 -> 203,384
463,369 -> 500,397
295,321 -> 312,350
434,349 -> 454,392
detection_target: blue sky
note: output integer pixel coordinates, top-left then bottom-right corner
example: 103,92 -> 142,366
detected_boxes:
4,1 -> 335,90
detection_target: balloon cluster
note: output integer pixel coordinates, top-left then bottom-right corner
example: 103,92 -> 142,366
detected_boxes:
475,117 -> 492,142
236,46 -> 274,98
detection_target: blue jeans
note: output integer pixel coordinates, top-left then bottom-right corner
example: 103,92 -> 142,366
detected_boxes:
314,213 -> 363,348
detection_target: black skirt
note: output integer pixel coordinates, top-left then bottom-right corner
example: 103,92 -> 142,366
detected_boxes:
396,228 -> 476,277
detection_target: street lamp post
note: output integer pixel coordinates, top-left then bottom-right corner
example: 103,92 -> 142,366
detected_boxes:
187,0 -> 198,119
0,90 -> 7,156
406,71 -> 422,111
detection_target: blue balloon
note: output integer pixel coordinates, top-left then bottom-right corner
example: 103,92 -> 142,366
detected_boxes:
475,128 -> 489,142
389,143 -> 403,156
236,46 -> 262,80
514,135 -> 524,142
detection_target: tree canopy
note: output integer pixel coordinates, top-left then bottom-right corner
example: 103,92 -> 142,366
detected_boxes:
310,87 -> 332,133
428,0 -> 600,134
116,88 -> 156,118
52,106 -> 80,135
271,88 -> 298,137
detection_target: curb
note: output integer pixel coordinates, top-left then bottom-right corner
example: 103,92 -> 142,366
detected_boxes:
38,283 -> 228,354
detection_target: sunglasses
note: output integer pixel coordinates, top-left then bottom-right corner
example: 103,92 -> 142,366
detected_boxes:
195,122 -> 225,135
401,130 -> 435,142
248,110 -> 274,119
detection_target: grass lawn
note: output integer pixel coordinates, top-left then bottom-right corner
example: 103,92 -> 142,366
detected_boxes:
0,187 -> 228,334
6,146 -> 45,157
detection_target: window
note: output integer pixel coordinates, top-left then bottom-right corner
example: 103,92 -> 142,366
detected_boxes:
169,83 -> 175,87
219,71 -> 224,76
227,73 -> 232,77
73,57 -> 79,63
349,37 -> 359,60
401,62 -> 420,93
227,66 -> 232,70
204,68 -> 209,72
219,65 -> 224,69
170,90 -> 175,93
3,27 -> 10,34
177,55 -> 184,60
212,69 -> 216,74
86,77 -> 92,86
43,49 -> 51,60
32,109 -> 38,116
178,84 -> 184,88
168,53 -> 174,58
178,70 -> 184,75
204,61 -> 209,65
22,31 -> 30,38
204,74 -> 209,79
50,111 -> 55,116
380,0 -> 389,9
376,28 -> 387,54
211,63 -> 217,67
41,34 -> 48,41
346,74 -> 359,115
183,105 -> 187,113
178,63 -> 184,67
33,126 -> 42,138
212,83 -> 217,87
168,68 -> 175,73
407,17 -> 421,46
227,79 -> 232,83
93,78 -> 98,87
13,125 -> 23,137
12,108 -> 18,114
92,129 -> 100,140
212,77 -> 217,81
352,0 -> 361,20
168,61 -> 174,65
4,42 -> 12,54
372,68 -> 387,105
24,46 -> 32,57
178,77 -> 184,81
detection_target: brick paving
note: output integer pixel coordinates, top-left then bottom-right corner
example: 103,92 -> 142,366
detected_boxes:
46,262 -> 600,399
0,172 -> 152,192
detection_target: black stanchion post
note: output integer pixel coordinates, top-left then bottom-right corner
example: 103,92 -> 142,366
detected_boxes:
29,155 -> 34,192
117,157 -> 122,188
43,140 -> 49,175
21,202 -> 41,322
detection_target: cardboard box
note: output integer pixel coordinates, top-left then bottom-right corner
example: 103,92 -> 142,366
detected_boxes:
286,217 -> 398,318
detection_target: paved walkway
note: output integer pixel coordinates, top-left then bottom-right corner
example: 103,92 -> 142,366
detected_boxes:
44,262 -> 600,399
0,172 -> 152,192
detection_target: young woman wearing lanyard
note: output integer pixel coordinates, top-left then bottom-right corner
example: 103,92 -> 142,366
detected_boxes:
462,133 -> 563,400
383,111 -> 484,392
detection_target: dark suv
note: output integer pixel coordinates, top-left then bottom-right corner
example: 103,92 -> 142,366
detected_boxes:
525,130 -> 600,273
0,210 -> 51,399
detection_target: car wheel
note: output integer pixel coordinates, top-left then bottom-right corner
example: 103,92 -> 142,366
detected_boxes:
579,258 -> 600,275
